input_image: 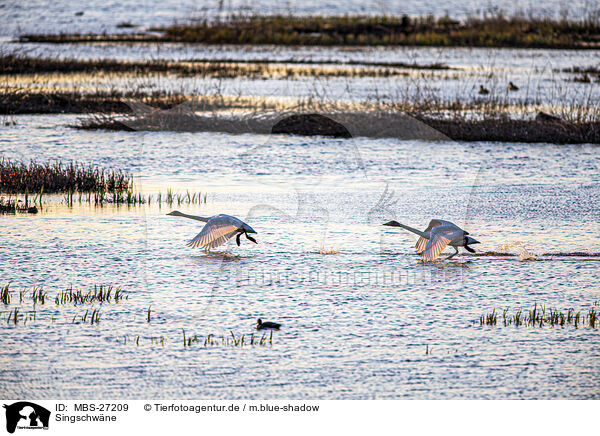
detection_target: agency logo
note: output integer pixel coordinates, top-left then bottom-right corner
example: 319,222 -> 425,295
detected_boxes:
3,402 -> 50,434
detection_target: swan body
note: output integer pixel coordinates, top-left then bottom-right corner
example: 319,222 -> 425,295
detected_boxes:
167,211 -> 257,251
383,219 -> 479,261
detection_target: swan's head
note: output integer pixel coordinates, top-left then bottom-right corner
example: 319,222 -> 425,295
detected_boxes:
465,236 -> 480,245
166,210 -> 184,217
382,220 -> 401,227
243,223 -> 257,234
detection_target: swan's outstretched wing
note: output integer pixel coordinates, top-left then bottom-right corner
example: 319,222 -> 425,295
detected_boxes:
422,226 -> 464,262
187,214 -> 243,250
415,219 -> 459,253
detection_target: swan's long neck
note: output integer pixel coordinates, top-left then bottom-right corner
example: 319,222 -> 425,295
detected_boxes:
394,222 -> 428,238
175,213 -> 210,222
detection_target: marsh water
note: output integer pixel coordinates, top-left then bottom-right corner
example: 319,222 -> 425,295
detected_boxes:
1,0 -> 600,399
1,113 -> 599,399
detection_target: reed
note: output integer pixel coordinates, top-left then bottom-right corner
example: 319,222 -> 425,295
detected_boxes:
54,285 -> 126,306
479,303 -> 600,328
17,14 -> 600,49
189,331 -> 273,348
31,287 -> 47,305
0,52 -> 450,83
73,308 -> 101,324
0,284 -> 10,305
0,159 -> 132,194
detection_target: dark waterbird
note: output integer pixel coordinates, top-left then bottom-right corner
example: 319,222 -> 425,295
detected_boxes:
256,318 -> 281,330
478,85 -> 490,95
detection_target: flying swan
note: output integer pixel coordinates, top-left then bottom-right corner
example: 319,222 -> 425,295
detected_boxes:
383,219 -> 479,261
167,211 -> 257,251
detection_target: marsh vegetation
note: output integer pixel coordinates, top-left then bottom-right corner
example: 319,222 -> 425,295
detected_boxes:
18,14 -> 600,49
479,302 -> 600,328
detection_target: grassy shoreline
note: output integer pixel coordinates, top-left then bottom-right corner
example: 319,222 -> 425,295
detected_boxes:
2,89 -> 598,144
18,14 -> 600,49
0,53 -> 450,76
72,110 -> 600,144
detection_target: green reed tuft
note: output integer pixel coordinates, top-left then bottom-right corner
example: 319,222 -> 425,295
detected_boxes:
479,302 -> 599,328
185,331 -> 273,348
54,285 -> 125,306
0,284 -> 10,305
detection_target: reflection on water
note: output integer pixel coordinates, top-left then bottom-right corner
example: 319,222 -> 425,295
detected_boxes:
0,115 -> 599,399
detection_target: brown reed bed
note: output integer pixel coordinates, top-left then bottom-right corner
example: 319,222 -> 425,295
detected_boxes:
414,116 -> 600,144
0,159 -> 132,194
478,302 -> 599,328
0,87 -> 190,115
74,109 -> 600,144
17,14 -> 600,49
0,52 -> 449,77
0,85 -> 291,115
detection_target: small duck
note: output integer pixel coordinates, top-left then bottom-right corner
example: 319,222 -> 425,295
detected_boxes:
508,81 -> 519,91
256,318 -> 281,330
575,74 -> 591,83
478,85 -> 490,95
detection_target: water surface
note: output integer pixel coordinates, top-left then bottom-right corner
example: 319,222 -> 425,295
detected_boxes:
1,115 -> 599,398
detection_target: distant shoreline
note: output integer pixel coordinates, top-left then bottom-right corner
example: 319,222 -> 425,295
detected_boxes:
17,14 -> 600,49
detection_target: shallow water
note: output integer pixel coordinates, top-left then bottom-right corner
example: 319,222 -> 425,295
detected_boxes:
1,115 -> 599,399
4,41 -> 598,115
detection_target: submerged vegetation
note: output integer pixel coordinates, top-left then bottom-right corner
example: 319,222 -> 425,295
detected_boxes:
478,302 -> 599,328
182,329 -> 274,348
18,14 -> 600,49
54,285 -> 126,306
0,284 -> 123,326
0,283 -> 126,307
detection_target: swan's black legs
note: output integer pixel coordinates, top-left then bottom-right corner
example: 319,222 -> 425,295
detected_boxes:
446,246 -> 459,260
464,244 -> 476,253
235,231 -> 256,246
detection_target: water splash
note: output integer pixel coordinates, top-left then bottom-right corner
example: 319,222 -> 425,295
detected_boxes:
495,241 -> 538,261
